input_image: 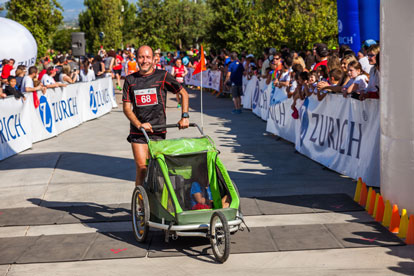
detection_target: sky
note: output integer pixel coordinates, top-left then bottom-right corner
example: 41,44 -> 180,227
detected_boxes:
0,0 -> 136,22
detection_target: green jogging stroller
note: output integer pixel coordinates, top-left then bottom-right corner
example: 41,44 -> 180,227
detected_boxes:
131,123 -> 244,263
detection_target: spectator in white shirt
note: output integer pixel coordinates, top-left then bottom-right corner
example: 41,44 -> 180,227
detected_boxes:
80,59 -> 96,82
41,67 -> 67,89
21,66 -> 46,94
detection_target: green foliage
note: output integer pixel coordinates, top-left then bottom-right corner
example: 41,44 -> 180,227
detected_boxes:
6,0 -> 63,57
79,0 -> 123,54
120,0 -> 137,44
52,28 -> 80,53
208,0 -> 338,55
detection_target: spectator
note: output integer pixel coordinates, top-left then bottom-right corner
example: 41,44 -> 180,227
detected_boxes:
92,55 -> 105,79
171,58 -> 188,108
327,55 -> 341,71
125,52 -> 137,76
293,56 -> 307,72
14,65 -> 27,92
361,44 -> 380,100
359,39 -> 376,74
4,76 -> 25,99
105,50 -> 116,77
21,66 -> 46,94
342,60 -> 368,99
313,43 -> 329,71
1,58 -> 15,84
53,56 -> 65,82
225,52 -> 244,114
80,59 -> 96,82
59,64 -> 78,84
98,45 -> 106,58
41,67 -> 67,88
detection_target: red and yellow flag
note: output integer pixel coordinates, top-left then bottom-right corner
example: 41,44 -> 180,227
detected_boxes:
192,45 -> 207,75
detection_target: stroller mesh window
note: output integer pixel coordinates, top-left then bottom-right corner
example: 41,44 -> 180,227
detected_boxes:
165,153 -> 209,211
150,159 -> 175,215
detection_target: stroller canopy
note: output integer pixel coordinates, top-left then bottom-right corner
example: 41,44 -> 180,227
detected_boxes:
149,137 -> 217,156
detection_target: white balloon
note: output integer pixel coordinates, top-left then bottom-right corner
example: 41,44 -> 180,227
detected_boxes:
0,17 -> 38,69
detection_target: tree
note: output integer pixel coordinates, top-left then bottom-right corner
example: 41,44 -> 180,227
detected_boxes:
52,28 -> 80,53
6,0 -> 63,57
207,0 -> 251,52
79,0 -> 123,54
120,0 -> 137,45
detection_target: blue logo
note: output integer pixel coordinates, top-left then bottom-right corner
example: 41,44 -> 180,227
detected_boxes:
299,98 -> 310,147
39,96 -> 53,133
252,81 -> 260,109
89,85 -> 98,114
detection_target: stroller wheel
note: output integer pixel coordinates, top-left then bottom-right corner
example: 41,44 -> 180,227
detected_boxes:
209,211 -> 230,263
132,186 -> 149,243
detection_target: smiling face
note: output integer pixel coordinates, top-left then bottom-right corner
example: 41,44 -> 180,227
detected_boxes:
137,46 -> 154,75
347,65 -> 360,78
367,52 -> 377,65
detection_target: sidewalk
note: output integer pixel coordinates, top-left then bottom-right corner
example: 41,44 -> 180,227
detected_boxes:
0,87 -> 413,275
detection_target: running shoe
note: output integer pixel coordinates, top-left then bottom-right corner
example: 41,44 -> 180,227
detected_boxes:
177,104 -> 181,108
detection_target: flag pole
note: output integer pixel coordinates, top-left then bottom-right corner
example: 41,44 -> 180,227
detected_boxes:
200,69 -> 204,131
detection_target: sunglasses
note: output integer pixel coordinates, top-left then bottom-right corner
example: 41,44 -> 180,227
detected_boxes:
367,54 -> 376,58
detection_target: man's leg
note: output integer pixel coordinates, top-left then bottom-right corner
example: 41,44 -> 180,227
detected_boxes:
131,143 -> 149,186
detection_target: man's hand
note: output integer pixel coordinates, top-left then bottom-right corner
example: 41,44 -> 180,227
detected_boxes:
178,118 -> 189,129
140,122 -> 153,133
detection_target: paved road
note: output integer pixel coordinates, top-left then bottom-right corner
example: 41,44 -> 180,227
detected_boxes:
0,85 -> 413,275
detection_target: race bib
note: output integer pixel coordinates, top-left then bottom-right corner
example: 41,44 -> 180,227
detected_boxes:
134,88 -> 158,107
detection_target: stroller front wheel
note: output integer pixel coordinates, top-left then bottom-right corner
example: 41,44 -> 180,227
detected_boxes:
132,186 -> 149,243
209,211 -> 230,263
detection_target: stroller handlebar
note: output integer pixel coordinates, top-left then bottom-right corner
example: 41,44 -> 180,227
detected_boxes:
139,123 -> 204,143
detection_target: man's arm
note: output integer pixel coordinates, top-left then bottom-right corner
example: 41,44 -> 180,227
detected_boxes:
123,101 -> 152,132
177,87 -> 189,129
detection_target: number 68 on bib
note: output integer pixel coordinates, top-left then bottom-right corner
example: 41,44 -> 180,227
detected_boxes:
134,88 -> 158,107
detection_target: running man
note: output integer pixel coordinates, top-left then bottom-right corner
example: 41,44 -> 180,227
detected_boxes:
123,45 -> 190,186
171,58 -> 188,108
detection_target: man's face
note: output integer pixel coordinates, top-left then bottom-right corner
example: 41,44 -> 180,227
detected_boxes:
137,47 -> 154,74
175,59 -> 182,67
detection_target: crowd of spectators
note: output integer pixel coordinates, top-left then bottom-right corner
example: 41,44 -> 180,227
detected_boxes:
1,40 -> 380,116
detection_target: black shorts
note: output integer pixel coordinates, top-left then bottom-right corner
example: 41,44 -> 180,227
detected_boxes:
127,133 -> 166,144
114,69 -> 122,75
231,85 -> 243,98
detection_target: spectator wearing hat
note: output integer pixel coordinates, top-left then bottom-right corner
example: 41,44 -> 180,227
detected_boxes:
41,67 -> 67,88
359,39 -> 376,74
313,43 -> 329,71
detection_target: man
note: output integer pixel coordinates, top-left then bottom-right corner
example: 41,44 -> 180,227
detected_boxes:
21,66 -> 46,94
41,66 -> 67,88
123,45 -> 190,186
225,52 -> 244,114
313,43 -> 329,71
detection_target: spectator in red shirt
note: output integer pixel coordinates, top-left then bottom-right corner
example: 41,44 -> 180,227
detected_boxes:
313,43 -> 329,71
1,58 -> 15,84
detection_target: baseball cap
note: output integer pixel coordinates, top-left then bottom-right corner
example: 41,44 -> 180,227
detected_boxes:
363,39 -> 377,47
315,43 -> 329,57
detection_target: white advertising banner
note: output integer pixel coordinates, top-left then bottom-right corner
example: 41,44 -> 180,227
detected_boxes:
295,94 -> 380,187
252,79 -> 268,119
242,75 -> 259,110
242,75 -> 380,186
0,96 -> 33,160
266,87 -> 297,143
164,66 -> 221,92
0,77 -> 116,161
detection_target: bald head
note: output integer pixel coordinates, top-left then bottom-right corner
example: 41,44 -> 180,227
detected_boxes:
137,45 -> 154,75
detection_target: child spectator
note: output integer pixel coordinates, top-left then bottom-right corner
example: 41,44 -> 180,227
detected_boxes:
287,63 -> 303,98
308,71 -> 318,96
4,76 -> 25,99
342,60 -> 369,99
316,69 -> 341,101
316,65 -> 329,82
291,71 -> 309,119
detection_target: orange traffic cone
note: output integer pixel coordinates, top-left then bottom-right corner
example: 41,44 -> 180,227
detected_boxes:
398,209 -> 409,239
406,215 -> 414,245
389,204 -> 400,233
359,182 -> 368,207
368,190 -> 376,215
382,200 -> 392,227
372,193 -> 380,218
365,187 -> 373,211
375,196 -> 385,222
354,178 -> 362,203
